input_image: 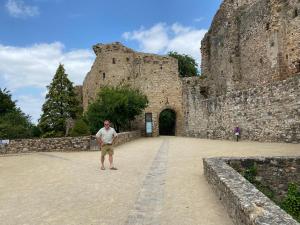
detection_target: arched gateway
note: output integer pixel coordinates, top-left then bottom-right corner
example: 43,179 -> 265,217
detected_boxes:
159,109 -> 176,136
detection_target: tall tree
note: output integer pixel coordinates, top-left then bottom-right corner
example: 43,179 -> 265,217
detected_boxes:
168,51 -> 198,77
0,88 -> 34,139
0,88 -> 16,115
38,64 -> 80,137
85,86 -> 148,133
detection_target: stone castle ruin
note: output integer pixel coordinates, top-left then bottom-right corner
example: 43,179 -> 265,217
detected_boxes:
79,0 -> 300,142
82,43 -> 184,137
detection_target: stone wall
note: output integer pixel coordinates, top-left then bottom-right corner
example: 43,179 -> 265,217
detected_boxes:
82,42 -> 184,137
183,0 -> 300,143
203,157 -> 299,225
182,74 -> 300,143
228,157 -> 300,202
201,0 -> 300,95
77,0 -> 300,143
0,131 -> 141,154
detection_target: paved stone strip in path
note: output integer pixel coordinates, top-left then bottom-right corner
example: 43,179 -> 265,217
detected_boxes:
125,139 -> 169,225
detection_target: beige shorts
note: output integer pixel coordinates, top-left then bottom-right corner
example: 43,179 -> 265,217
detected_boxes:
101,145 -> 114,156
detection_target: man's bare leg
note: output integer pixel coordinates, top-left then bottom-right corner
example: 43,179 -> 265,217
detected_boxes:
101,155 -> 105,170
109,154 -> 117,170
109,154 -> 113,168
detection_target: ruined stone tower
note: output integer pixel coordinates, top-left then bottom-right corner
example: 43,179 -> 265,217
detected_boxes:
183,0 -> 300,142
201,0 -> 300,96
82,42 -> 184,136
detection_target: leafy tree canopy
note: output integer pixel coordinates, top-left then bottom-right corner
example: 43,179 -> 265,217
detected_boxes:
38,64 -> 81,137
70,119 -> 90,137
168,51 -> 198,77
85,86 -> 148,133
0,88 -> 35,139
0,88 -> 16,115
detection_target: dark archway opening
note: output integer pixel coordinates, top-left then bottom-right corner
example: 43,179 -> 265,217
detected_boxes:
159,109 -> 176,136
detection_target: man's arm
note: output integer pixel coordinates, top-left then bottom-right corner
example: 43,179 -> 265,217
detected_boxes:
96,130 -> 103,148
97,137 -> 103,147
111,130 -> 118,145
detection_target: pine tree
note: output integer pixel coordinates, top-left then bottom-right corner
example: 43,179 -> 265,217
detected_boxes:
38,64 -> 80,137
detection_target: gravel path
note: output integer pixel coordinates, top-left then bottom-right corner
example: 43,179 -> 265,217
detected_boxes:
0,137 -> 299,225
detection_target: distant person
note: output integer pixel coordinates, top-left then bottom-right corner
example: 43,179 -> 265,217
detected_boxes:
234,126 -> 241,142
96,120 -> 118,170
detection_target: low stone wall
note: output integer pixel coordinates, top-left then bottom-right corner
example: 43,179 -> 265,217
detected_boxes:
89,131 -> 141,150
228,157 -> 300,202
0,131 -> 141,154
203,157 -> 299,225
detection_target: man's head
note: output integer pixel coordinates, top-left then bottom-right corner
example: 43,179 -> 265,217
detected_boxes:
104,120 -> 110,129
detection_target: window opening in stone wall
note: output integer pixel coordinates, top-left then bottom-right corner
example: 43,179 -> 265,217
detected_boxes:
266,23 -> 270,30
200,87 -> 209,99
112,58 -> 116,64
293,8 -> 298,18
295,60 -> 300,73
103,73 -> 106,80
126,57 -> 130,62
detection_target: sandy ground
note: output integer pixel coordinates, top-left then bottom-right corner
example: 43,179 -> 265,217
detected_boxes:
0,136 -> 299,225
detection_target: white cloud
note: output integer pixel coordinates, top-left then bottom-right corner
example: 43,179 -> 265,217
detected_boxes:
194,17 -> 204,22
0,42 -> 94,90
123,23 -> 169,53
171,23 -> 191,34
0,42 -> 95,123
5,0 -> 40,18
122,23 -> 207,67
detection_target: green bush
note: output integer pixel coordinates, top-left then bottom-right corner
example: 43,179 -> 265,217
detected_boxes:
241,164 -> 275,200
0,110 -> 33,139
256,183 -> 275,200
243,164 -> 257,183
281,183 -> 300,222
85,85 -> 148,133
70,119 -> 90,137
41,131 -> 64,138
240,164 -> 299,222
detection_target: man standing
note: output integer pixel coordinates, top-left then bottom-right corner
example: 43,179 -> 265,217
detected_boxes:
96,120 -> 118,170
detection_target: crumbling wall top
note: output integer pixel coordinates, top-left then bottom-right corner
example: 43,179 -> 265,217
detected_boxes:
92,42 -> 135,56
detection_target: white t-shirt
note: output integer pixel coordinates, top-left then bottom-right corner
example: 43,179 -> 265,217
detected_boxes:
96,127 -> 117,144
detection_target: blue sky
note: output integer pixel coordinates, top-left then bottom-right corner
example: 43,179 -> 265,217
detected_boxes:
0,0 -> 222,123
